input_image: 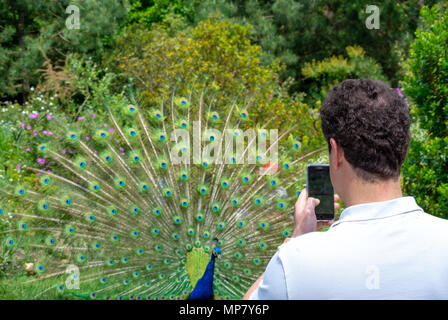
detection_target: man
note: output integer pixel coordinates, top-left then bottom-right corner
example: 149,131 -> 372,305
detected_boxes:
244,79 -> 448,299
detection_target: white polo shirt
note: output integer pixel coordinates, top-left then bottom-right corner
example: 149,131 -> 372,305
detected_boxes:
250,196 -> 448,299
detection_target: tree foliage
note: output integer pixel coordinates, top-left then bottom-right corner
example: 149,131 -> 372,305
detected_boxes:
187,0 -> 435,91
402,5 -> 448,218
0,0 -> 128,102
302,45 -> 386,104
106,14 -> 320,144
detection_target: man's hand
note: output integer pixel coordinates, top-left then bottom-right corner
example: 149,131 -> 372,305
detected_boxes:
292,188 -> 340,238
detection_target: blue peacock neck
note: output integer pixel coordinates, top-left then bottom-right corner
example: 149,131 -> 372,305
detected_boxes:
187,252 -> 217,300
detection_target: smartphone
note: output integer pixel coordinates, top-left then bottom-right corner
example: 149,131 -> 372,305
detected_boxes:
306,164 -> 334,220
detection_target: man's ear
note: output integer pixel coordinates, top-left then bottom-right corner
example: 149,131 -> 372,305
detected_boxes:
329,138 -> 344,169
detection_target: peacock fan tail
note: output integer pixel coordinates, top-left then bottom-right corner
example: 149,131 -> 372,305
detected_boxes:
0,89 -> 322,300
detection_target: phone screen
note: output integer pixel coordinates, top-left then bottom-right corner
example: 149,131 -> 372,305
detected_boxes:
306,164 -> 334,220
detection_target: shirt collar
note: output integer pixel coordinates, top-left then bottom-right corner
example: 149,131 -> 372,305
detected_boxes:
330,196 -> 423,228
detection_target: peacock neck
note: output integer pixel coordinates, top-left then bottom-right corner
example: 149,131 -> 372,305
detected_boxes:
206,254 -> 216,272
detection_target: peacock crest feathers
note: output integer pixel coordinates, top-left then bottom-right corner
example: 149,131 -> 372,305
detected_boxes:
0,88 -> 320,299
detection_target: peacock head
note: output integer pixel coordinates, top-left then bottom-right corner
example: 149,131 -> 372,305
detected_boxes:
212,246 -> 221,259
212,237 -> 221,259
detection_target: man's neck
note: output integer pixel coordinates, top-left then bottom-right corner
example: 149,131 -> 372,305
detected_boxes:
342,177 -> 403,208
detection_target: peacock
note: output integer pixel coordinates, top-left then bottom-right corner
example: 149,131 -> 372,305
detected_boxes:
0,86 -> 322,300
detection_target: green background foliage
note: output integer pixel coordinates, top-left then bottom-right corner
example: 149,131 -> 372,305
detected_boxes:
402,5 -> 448,218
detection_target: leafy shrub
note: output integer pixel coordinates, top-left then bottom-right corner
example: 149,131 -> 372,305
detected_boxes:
402,5 -> 448,218
107,15 -> 322,146
302,46 -> 387,104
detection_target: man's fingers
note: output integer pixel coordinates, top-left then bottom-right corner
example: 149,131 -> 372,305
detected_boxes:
296,188 -> 307,203
334,194 -> 340,210
295,188 -> 308,212
317,220 -> 334,229
309,197 -> 320,208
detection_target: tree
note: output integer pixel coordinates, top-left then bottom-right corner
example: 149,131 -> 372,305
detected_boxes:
0,0 -> 128,103
302,45 -> 387,104
106,15 -> 321,147
401,4 -> 448,218
186,0 -> 437,91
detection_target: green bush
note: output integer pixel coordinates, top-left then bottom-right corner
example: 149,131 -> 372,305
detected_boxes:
0,0 -> 128,101
106,15 -> 322,146
302,45 -> 387,105
402,5 -> 448,218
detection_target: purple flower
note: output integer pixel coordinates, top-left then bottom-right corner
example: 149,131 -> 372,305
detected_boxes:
78,116 -> 85,121
86,136 -> 90,141
37,158 -> 45,164
109,128 -> 114,133
26,125 -> 31,130
20,123 -> 26,128
48,131 -> 53,135
62,149 -> 66,154
29,112 -> 39,119
47,114 -> 53,120
16,164 -> 21,169
26,148 -> 30,152
33,131 -> 37,136
43,130 -> 48,134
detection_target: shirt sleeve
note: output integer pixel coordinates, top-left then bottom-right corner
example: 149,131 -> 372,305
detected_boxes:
249,251 -> 288,300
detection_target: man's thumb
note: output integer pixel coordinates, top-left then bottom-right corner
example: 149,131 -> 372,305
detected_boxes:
309,197 -> 320,207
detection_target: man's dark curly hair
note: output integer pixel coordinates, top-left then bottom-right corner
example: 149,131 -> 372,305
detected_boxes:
320,79 -> 411,182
